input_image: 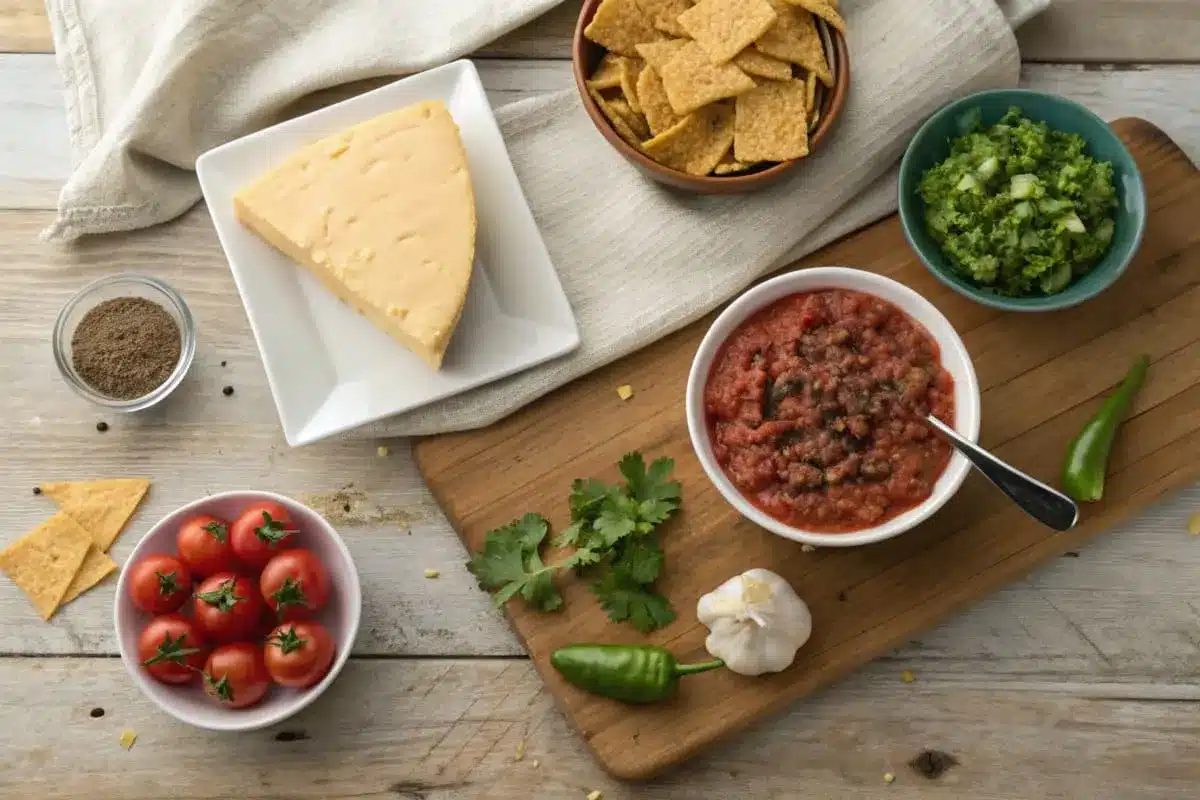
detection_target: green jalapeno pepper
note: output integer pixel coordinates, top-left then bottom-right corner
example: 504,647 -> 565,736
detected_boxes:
550,644 -> 724,704
1061,354 -> 1149,503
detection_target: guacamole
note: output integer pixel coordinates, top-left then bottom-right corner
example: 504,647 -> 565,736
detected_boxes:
918,107 -> 1118,296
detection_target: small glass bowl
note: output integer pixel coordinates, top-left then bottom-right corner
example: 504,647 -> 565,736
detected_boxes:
52,273 -> 197,412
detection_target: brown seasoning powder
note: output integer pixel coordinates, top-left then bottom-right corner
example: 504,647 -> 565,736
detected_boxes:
71,297 -> 182,400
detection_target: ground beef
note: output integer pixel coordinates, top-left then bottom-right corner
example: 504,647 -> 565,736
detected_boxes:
704,289 -> 956,532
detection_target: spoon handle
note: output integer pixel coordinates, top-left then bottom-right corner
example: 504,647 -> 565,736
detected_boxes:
925,414 -> 1079,532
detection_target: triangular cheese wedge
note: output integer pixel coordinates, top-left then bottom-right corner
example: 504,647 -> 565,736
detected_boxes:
233,100 -> 477,370
39,478 -> 150,552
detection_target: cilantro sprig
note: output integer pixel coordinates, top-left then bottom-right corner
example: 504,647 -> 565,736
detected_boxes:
465,452 -> 681,632
466,513 -> 598,612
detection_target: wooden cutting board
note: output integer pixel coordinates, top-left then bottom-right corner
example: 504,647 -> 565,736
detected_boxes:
413,118 -> 1200,780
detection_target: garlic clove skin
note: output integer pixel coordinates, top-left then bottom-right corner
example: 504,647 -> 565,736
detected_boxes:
697,568 -> 812,677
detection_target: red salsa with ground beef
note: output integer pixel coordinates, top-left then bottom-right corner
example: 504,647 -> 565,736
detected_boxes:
704,289 -> 956,532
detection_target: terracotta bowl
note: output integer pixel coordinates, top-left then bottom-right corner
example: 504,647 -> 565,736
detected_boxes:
572,0 -> 851,194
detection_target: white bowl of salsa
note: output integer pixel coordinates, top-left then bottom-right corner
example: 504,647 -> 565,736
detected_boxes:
686,267 -> 981,548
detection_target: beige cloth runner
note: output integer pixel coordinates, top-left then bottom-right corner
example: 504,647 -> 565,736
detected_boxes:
42,0 -> 1048,438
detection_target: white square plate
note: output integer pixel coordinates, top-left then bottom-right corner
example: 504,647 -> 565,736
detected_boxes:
197,60 -> 579,446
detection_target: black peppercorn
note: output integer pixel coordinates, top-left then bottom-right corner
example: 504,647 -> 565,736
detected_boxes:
222,386 -> 234,396
96,421 -> 109,432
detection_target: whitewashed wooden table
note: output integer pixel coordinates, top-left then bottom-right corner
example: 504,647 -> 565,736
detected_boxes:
1,2 -> 1199,798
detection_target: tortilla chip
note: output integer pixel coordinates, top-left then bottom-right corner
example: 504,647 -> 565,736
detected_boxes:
0,512 -> 92,620
784,0 -> 846,33
589,53 -> 626,89
754,1 -> 832,86
643,102 -> 735,175
677,0 -> 778,64
584,0 -> 664,57
39,478 -> 150,552
659,41 -> 757,115
618,57 -> 645,113
804,69 -> 818,111
635,38 -> 689,70
713,156 -> 762,174
734,78 -> 809,161
608,97 -> 651,139
732,48 -> 793,80
635,65 -> 683,135
59,547 -> 119,609
635,0 -> 693,37
590,86 -> 647,149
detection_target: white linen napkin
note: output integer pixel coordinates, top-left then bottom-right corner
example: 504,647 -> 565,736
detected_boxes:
42,0 -> 1048,438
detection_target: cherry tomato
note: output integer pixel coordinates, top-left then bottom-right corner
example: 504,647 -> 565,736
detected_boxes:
127,554 -> 192,614
203,643 -> 271,709
263,621 -> 336,688
193,572 -> 264,642
176,514 -> 234,577
230,502 -> 298,572
259,549 -> 330,621
138,614 -> 207,685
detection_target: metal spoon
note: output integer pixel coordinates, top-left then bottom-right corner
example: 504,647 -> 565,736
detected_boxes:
924,414 -> 1079,532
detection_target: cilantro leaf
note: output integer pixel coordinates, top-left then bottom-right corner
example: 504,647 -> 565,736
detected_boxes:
594,506 -> 637,547
507,512 -> 551,551
621,452 -> 681,504
591,569 -> 677,633
568,477 -> 619,521
613,535 -> 664,585
466,514 -> 566,612
520,549 -> 562,611
551,519 -> 587,549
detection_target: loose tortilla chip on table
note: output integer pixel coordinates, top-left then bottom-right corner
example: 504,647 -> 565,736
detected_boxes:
784,0 -> 846,33
635,65 -> 683,135
643,102 -> 736,175
608,96 -> 652,139
635,0 -> 693,37
0,512 -> 93,620
584,0 -> 663,57
617,57 -> 645,113
734,78 -> 809,162
677,0 -> 778,65
635,38 -> 688,70
590,86 -> 648,149
732,47 -> 793,80
589,53 -> 626,89
659,41 -> 757,115
754,1 -> 833,86
59,547 -> 119,609
39,478 -> 150,552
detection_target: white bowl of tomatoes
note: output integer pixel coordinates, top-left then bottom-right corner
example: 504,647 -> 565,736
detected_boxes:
114,491 -> 362,731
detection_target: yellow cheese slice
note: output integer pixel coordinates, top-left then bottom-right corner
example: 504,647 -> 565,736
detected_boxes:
39,478 -> 150,552
234,100 -> 478,370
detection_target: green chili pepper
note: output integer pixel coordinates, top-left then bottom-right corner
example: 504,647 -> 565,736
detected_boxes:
550,644 -> 724,704
1061,354 -> 1149,503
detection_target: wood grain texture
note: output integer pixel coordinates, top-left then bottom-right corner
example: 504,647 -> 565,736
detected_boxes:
2,657 -> 1199,800
4,0 -> 1200,61
0,0 -> 47,52
414,119 -> 1200,779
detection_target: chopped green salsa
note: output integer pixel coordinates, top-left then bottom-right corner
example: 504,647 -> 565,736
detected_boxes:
918,107 -> 1118,296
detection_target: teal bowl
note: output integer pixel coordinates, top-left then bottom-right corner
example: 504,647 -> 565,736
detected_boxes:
898,89 -> 1146,312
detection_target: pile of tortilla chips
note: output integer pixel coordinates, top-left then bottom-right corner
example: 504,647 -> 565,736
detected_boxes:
0,479 -> 149,620
584,0 -> 844,176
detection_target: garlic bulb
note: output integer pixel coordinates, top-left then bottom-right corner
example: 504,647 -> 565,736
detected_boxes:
696,568 -> 812,676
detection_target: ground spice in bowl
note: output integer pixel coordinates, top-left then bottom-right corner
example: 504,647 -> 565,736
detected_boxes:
71,297 -> 182,400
